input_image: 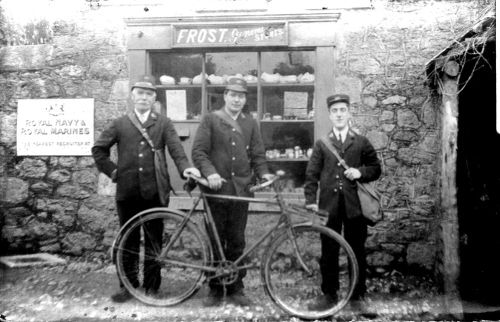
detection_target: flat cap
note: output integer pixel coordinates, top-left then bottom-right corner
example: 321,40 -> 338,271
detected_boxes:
131,75 -> 157,92
226,77 -> 248,93
326,93 -> 350,107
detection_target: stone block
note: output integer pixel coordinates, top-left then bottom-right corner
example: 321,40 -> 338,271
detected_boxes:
366,130 -> 389,150
333,76 -> 362,103
0,112 -> 17,145
73,169 -> 98,185
110,79 -> 130,101
380,110 -> 394,122
397,147 -> 435,165
48,169 -> 72,183
78,204 -> 115,234
56,183 -> 91,199
422,99 -> 437,127
382,95 -> 407,105
362,96 -> 378,108
367,251 -> 394,267
1,177 -> 29,204
0,45 -> 54,71
406,242 -> 435,270
397,109 -> 421,129
62,232 -> 97,255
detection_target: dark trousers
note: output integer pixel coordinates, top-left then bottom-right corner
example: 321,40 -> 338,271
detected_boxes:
320,193 -> 367,298
205,192 -> 249,294
116,196 -> 165,291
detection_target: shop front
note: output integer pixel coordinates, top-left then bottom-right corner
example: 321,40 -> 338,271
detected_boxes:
124,11 -> 341,208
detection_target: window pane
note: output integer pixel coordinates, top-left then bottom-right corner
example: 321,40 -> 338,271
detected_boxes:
261,51 -> 315,120
150,53 -> 203,82
206,52 -> 258,114
150,53 -> 203,120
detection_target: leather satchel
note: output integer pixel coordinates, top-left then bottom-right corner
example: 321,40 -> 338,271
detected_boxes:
320,137 -> 383,226
128,113 -> 170,206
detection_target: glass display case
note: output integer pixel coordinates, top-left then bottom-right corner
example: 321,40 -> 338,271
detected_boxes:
149,50 -> 315,191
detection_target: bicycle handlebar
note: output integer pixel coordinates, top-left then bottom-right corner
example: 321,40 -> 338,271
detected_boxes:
249,170 -> 285,193
185,170 -> 285,193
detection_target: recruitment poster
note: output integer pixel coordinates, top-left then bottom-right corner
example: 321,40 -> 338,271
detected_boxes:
16,98 -> 94,156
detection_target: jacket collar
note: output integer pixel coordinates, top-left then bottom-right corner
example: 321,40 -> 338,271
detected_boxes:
328,129 -> 356,151
142,111 -> 158,128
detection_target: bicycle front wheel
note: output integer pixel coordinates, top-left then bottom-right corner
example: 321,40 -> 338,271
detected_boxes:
114,209 -> 211,306
262,224 -> 358,320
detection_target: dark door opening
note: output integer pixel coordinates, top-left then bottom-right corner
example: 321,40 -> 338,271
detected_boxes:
456,39 -> 500,305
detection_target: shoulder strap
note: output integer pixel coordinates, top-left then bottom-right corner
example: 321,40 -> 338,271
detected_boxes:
213,109 -> 244,136
127,112 -> 155,149
320,136 -> 350,170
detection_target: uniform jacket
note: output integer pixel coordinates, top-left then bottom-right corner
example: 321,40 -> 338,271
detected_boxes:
304,130 -> 381,219
191,110 -> 269,196
92,111 -> 190,201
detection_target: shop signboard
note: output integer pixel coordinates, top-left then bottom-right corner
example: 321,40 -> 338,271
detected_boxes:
173,23 -> 288,47
16,98 -> 94,156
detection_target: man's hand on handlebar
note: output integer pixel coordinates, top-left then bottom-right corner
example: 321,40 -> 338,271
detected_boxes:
183,167 -> 201,178
305,204 -> 319,212
261,173 -> 275,182
207,173 -> 226,190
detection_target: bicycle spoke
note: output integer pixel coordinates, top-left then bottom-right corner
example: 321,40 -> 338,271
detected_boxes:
114,211 -> 211,306
262,225 -> 358,320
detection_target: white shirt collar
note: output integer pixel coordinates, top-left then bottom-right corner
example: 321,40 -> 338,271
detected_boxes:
333,127 -> 349,143
134,109 -> 151,124
224,107 -> 241,120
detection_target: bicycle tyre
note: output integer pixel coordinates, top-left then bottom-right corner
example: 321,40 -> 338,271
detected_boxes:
261,223 -> 358,320
114,209 -> 211,306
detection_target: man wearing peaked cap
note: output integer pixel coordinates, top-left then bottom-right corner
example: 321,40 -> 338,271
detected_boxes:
225,77 -> 248,93
326,93 -> 350,107
130,74 -> 157,92
304,92 -> 381,310
192,76 -> 273,307
92,74 -> 200,303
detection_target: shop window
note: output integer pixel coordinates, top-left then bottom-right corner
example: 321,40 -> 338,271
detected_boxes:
149,50 -> 315,191
150,53 -> 203,120
205,52 -> 258,114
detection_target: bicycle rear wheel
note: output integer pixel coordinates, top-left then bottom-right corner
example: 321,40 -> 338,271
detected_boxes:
262,224 -> 358,320
114,209 -> 211,306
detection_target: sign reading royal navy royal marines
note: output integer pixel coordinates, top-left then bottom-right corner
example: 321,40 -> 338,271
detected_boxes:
173,23 -> 288,47
17,99 -> 94,156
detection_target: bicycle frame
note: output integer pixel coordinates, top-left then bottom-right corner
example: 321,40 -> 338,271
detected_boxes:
159,182 -> 316,280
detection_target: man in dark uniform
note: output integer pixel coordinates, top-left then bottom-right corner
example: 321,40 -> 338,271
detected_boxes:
92,75 -> 200,302
304,94 -> 381,310
192,77 -> 273,307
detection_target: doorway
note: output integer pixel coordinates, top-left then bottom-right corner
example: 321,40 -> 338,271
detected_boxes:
456,39 -> 499,305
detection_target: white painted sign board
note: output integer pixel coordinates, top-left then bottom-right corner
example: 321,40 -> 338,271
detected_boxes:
17,99 -> 94,156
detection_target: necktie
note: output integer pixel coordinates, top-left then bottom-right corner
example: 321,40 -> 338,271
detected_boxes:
338,133 -> 342,144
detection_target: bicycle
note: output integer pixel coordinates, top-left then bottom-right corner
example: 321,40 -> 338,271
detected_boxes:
112,171 -> 359,320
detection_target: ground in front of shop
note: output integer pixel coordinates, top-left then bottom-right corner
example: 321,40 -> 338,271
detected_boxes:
1,257 -> 498,322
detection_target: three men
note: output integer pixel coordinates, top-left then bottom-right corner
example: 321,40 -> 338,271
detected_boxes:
92,75 -> 200,302
191,77 -> 273,307
304,94 -> 381,309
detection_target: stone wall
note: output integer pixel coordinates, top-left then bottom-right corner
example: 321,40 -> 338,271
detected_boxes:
333,1 -> 481,275
0,1 -> 482,272
0,14 -> 129,257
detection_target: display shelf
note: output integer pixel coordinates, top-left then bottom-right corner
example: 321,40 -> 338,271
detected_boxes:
260,119 -> 313,123
266,158 -> 309,162
156,84 -> 202,88
261,82 -> 314,87
207,83 -> 258,88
